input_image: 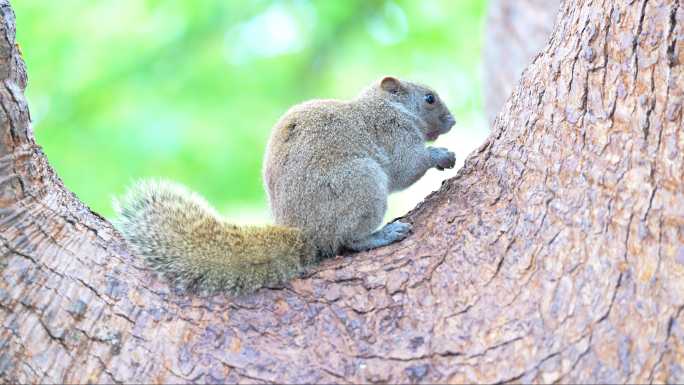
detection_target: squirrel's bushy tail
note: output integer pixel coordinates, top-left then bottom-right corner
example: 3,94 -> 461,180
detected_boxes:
113,180 -> 314,295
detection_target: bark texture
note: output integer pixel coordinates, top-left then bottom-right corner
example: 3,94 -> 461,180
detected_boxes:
2,0 -> 684,383
483,0 -> 561,124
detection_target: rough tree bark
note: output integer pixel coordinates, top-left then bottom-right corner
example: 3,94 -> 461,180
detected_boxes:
1,0 -> 684,383
483,0 -> 561,124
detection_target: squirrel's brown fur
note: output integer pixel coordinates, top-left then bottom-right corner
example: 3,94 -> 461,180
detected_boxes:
115,77 -> 455,295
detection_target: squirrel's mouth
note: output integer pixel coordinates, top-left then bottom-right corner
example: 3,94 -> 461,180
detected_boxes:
426,114 -> 456,141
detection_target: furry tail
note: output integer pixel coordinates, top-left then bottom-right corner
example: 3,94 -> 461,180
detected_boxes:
113,180 -> 314,295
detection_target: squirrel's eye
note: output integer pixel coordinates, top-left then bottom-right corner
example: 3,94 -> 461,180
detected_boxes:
424,93 -> 435,104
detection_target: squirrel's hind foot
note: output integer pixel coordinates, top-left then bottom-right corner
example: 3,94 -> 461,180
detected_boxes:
345,221 -> 412,252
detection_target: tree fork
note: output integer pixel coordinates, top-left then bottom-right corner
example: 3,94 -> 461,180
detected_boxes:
1,0 -> 683,383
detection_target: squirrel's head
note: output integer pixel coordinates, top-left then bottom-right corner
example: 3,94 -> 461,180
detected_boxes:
378,76 -> 456,141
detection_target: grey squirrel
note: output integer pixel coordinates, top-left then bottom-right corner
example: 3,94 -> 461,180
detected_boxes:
114,76 -> 456,294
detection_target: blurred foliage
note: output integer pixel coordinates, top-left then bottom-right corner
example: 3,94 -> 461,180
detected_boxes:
14,0 -> 487,219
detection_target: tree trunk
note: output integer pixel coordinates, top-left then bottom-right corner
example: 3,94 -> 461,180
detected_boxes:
483,0 -> 561,124
2,0 -> 684,383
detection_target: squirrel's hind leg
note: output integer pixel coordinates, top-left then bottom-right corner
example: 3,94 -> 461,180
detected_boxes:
345,221 -> 412,252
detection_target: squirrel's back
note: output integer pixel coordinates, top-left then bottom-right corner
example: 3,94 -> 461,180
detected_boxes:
114,180 -> 314,294
265,99 -> 375,163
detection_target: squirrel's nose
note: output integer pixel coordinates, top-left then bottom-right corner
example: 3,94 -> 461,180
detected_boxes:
441,114 -> 456,129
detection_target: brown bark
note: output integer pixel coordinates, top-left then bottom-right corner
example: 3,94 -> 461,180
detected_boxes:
483,0 -> 561,125
2,0 -> 684,383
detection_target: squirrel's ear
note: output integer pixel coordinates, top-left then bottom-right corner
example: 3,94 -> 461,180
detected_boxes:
380,76 -> 401,93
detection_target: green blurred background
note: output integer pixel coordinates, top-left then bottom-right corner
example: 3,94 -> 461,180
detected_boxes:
14,0 -> 489,223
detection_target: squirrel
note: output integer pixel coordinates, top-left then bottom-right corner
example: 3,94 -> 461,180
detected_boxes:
114,76 -> 456,295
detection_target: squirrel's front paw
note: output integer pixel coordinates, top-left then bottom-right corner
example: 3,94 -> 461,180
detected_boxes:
429,147 -> 456,170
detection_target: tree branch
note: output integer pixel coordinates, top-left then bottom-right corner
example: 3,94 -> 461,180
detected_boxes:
1,0 -> 683,383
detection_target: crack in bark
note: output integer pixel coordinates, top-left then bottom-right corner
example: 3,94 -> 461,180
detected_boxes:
597,272 -> 623,324
554,333 -> 594,384
647,305 -> 684,383
93,354 -> 123,385
498,329 -> 595,384
496,351 -> 561,384
468,336 -> 524,360
216,360 -> 273,384
354,348 -> 463,363
633,0 -> 649,83
643,186 -> 658,221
